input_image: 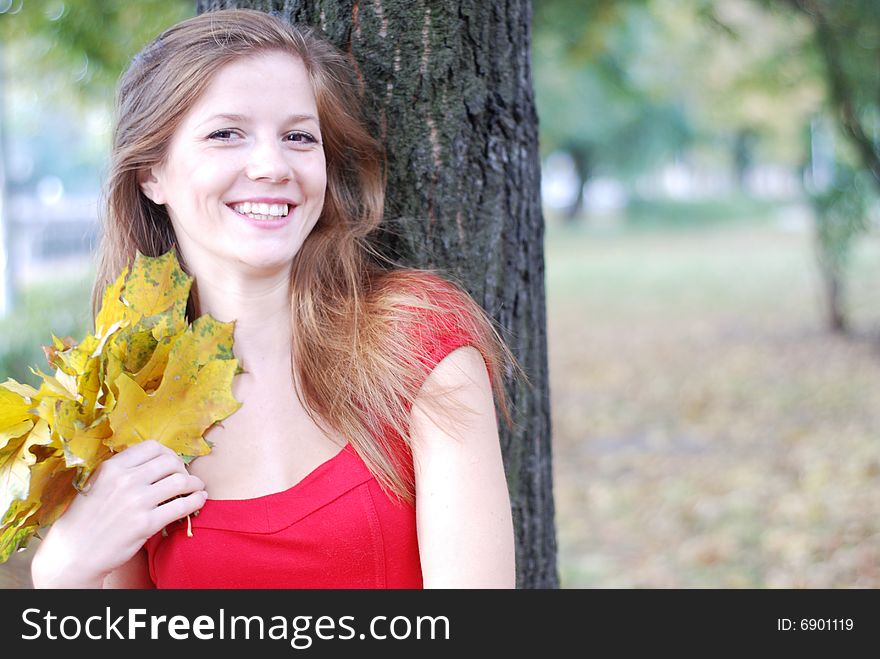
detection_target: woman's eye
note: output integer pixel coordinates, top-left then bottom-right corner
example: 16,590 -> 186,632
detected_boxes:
286,131 -> 318,145
207,129 -> 237,140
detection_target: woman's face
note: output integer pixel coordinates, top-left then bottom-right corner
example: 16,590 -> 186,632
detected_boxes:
141,51 -> 327,277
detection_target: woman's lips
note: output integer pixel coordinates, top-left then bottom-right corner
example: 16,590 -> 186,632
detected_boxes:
226,202 -> 295,229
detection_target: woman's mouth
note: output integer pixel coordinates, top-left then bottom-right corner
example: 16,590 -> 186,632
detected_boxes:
229,201 -> 290,221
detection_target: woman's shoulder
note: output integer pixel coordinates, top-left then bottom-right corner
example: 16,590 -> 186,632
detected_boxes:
373,269 -> 481,336
370,268 -> 493,374
374,268 -> 469,304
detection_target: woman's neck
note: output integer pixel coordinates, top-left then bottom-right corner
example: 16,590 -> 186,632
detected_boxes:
190,267 -> 293,370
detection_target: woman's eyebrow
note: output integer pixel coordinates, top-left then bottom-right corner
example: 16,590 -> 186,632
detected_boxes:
197,113 -> 247,127
197,112 -> 320,127
287,113 -> 320,125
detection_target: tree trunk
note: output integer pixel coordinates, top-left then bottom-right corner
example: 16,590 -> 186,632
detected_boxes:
564,144 -> 590,223
196,0 -> 559,588
816,250 -> 848,334
733,128 -> 756,193
824,271 -> 846,334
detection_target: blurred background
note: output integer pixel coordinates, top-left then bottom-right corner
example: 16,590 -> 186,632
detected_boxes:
1,0 -> 878,587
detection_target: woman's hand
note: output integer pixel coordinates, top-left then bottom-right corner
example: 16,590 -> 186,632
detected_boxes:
30,440 -> 208,588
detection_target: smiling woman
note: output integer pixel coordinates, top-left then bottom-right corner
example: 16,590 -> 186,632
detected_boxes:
27,8 -> 517,589
139,52 -> 327,277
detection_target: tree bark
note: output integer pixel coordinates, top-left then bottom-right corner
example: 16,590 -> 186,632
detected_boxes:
196,0 -> 559,588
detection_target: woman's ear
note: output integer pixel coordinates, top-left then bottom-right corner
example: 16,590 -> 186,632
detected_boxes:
138,168 -> 165,205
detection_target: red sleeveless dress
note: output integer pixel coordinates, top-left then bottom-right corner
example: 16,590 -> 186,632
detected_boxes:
144,274 -> 486,588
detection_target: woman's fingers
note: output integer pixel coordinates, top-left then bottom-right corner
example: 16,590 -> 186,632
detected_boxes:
107,439 -> 172,469
138,451 -> 195,485
97,441 -> 194,490
148,472 -> 206,507
152,490 -> 209,530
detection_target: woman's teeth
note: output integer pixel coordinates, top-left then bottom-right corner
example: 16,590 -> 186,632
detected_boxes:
231,202 -> 289,220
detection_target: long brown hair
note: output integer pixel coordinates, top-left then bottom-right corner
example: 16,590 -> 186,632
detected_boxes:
94,8 -> 515,502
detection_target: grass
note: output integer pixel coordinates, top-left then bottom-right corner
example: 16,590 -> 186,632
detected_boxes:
624,194 -> 786,231
547,201 -> 880,587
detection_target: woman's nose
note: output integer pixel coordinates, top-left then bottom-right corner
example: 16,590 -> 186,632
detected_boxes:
245,140 -> 292,183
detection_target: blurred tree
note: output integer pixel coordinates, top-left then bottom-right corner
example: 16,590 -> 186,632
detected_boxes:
533,0 -> 822,221
810,163 -> 872,331
0,0 -> 194,94
755,0 -> 880,332
648,0 -> 822,189
776,0 -> 880,187
0,0 -> 194,314
533,0 -> 692,220
535,0 -> 874,332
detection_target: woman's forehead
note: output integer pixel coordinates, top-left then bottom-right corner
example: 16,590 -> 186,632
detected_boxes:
185,52 -> 318,118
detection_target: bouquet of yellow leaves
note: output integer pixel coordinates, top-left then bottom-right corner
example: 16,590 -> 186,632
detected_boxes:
0,251 -> 241,563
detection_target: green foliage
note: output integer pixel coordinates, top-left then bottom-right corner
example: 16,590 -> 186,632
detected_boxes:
533,0 -> 692,178
762,0 -> 880,186
533,0 -> 827,185
0,2 -> 195,195
0,0 -> 195,97
0,275 -> 92,388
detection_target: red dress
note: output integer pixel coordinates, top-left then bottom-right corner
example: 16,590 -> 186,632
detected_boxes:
145,275 -> 486,589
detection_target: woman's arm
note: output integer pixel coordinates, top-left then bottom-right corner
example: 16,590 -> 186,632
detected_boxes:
410,346 -> 516,588
102,550 -> 155,588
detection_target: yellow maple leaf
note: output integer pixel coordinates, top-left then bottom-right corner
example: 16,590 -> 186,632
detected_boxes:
0,453 -> 76,562
123,250 -> 192,320
110,325 -> 159,375
107,309 -> 241,458
109,358 -> 240,459
65,417 -> 113,489
0,383 -> 35,431
0,379 -> 38,400
0,419 -> 52,526
94,266 -> 130,339
132,336 -> 175,392
165,315 -> 237,379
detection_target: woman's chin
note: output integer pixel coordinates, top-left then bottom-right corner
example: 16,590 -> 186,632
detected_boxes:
236,253 -> 297,277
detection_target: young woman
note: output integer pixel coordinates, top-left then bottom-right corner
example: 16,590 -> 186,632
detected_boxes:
30,8 -> 516,589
